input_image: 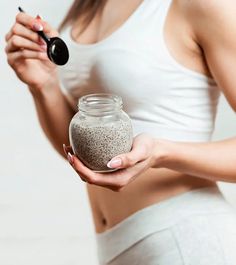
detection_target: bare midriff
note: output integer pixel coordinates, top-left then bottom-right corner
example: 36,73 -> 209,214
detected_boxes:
86,168 -> 217,233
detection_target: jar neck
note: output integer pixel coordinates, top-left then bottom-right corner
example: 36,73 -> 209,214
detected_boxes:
78,94 -> 123,116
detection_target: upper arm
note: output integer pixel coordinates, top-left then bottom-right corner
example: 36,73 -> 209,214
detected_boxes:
188,0 -> 236,111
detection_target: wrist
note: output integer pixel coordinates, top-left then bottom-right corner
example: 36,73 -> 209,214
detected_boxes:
152,139 -> 179,168
28,77 -> 60,99
28,67 -> 59,96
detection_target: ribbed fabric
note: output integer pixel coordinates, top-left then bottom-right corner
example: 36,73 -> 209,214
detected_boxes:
58,0 -> 220,142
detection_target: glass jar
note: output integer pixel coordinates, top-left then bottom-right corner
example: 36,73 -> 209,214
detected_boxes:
69,94 -> 133,172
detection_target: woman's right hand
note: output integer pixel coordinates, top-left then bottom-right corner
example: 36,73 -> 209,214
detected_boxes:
5,12 -> 59,91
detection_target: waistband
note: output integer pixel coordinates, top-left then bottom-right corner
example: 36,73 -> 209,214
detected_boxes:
96,186 -> 234,264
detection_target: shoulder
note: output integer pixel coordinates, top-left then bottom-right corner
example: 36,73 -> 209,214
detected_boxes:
184,0 -> 234,16
182,0 -> 236,42
181,0 -> 236,111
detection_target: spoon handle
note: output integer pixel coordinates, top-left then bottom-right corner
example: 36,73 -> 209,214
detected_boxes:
37,31 -> 50,44
18,6 -> 24,12
18,7 -> 50,44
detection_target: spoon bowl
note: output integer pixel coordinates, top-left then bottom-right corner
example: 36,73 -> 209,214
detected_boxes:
18,7 -> 69,66
47,37 -> 69,65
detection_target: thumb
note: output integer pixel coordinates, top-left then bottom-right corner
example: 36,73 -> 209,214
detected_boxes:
107,145 -> 148,169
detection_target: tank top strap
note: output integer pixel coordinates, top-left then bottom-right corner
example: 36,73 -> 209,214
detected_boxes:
142,0 -> 173,36
131,0 -> 173,42
157,0 -> 173,32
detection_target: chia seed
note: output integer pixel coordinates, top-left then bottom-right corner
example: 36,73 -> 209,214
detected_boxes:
70,118 -> 133,172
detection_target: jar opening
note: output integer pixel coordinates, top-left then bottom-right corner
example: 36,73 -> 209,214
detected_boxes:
78,94 -> 123,115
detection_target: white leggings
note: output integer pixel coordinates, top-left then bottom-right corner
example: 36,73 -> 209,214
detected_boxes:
96,187 -> 236,265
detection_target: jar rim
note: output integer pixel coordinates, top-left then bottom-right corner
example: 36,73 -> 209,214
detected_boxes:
78,93 -> 123,115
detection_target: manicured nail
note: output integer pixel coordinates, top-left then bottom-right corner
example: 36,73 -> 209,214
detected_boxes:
63,144 -> 67,156
107,158 -> 122,169
36,15 -> 42,20
67,152 -> 74,165
32,23 -> 43,31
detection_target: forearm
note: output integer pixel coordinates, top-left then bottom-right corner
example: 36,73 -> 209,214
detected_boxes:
29,82 -> 75,158
156,137 -> 236,183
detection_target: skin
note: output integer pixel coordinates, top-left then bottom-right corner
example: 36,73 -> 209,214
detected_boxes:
5,0 -> 236,233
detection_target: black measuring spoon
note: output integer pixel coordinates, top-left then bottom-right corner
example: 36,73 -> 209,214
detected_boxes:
18,7 -> 69,65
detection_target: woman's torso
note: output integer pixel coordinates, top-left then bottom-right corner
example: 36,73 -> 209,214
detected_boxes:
59,0 -> 219,233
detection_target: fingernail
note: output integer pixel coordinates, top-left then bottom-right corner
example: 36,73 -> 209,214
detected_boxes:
67,152 -> 74,165
32,23 -> 43,31
63,144 -> 67,156
36,15 -> 42,20
107,158 -> 122,169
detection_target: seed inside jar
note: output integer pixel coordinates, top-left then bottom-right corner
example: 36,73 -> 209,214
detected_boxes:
70,119 -> 133,172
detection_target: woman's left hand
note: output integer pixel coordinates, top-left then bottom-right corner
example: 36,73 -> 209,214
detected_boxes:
63,133 -> 166,192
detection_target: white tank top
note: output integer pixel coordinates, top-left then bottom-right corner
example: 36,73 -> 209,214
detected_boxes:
58,0 -> 220,142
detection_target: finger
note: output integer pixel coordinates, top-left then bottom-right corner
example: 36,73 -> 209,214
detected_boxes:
7,50 -> 48,66
63,144 -> 73,156
107,134 -> 154,169
71,155 -> 134,188
75,173 -> 115,188
16,13 -> 58,37
68,155 -> 120,186
103,159 -> 148,185
67,153 -> 147,190
100,159 -> 148,190
70,155 -> 100,184
79,172 -> 122,191
77,171 -> 119,191
107,144 -> 147,170
5,35 -> 46,53
75,172 -> 87,183
40,20 -> 58,37
16,12 -> 38,29
74,157 -> 148,191
32,17 -> 58,37
5,23 -> 42,44
5,29 -> 13,42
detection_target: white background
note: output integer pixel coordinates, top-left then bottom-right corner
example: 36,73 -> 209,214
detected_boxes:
1,1 -> 236,265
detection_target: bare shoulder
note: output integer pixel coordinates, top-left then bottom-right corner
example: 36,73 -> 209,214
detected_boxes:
180,0 -> 236,112
180,0 -> 236,44
184,0 -> 235,16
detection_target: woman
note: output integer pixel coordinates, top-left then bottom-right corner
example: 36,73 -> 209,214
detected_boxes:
5,0 -> 236,264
